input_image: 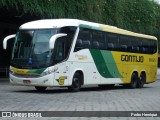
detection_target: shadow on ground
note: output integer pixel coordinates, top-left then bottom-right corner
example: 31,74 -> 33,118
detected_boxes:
11,85 -> 152,94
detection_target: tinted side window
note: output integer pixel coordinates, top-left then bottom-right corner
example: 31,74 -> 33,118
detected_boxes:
140,39 -> 149,54
59,26 -> 77,58
149,40 -> 157,54
74,28 -> 91,52
106,33 -> 119,51
131,37 -> 140,53
139,39 -> 157,54
92,31 -> 105,49
119,35 -> 130,52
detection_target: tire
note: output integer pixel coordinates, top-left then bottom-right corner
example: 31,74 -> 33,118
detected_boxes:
137,73 -> 146,88
35,86 -> 47,91
129,73 -> 138,89
68,73 -> 81,92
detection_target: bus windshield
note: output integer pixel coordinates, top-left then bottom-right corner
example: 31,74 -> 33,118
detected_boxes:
11,27 -> 76,69
11,29 -> 58,68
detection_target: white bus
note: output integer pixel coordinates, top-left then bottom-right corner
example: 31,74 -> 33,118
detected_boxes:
3,19 -> 158,92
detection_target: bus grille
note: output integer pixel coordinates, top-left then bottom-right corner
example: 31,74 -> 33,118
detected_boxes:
12,73 -> 40,78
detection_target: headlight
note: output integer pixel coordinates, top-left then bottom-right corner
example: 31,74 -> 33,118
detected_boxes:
40,71 -> 51,77
9,68 -> 14,74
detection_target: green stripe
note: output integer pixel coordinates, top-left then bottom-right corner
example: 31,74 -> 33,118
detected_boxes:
101,50 -> 122,78
27,68 -> 46,74
79,24 -> 102,31
89,49 -> 122,78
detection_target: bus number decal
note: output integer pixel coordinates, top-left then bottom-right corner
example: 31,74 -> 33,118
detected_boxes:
56,76 -> 67,85
149,58 -> 156,62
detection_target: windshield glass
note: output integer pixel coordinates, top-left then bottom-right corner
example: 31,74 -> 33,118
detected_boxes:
11,27 -> 77,69
11,29 -> 57,68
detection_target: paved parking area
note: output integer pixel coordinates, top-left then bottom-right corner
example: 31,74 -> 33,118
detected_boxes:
0,79 -> 160,120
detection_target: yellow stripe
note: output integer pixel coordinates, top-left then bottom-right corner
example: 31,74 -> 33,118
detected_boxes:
11,66 -> 29,74
99,24 -> 157,40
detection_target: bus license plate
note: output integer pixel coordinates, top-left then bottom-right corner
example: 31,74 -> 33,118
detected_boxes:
23,80 -> 31,84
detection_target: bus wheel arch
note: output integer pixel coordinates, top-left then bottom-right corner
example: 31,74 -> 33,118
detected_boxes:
137,71 -> 146,88
76,70 -> 84,85
68,70 -> 84,92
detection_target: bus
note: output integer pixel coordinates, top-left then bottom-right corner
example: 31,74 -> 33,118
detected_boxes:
3,19 -> 158,92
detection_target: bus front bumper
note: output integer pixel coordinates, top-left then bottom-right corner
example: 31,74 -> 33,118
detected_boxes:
9,73 -> 54,87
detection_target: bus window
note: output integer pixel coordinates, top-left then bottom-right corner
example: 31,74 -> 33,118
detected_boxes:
106,33 -> 118,51
119,35 -> 130,52
140,39 -> 149,54
75,39 -> 83,50
74,28 -> 91,52
83,40 -> 91,49
149,40 -> 157,54
54,39 -> 65,60
59,26 -> 77,57
92,31 -> 105,49
131,37 -> 140,53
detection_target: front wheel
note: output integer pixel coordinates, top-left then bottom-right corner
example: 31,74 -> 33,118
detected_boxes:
35,86 -> 47,91
68,73 -> 81,92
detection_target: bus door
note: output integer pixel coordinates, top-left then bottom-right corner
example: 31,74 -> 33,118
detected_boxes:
53,38 -> 69,86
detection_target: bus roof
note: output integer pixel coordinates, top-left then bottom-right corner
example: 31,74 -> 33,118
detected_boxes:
20,19 -> 157,40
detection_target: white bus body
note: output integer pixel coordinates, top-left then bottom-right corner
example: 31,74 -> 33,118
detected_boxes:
3,19 -> 157,91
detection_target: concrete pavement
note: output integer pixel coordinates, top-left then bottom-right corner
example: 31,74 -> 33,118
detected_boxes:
0,78 -> 160,120
0,70 -> 160,120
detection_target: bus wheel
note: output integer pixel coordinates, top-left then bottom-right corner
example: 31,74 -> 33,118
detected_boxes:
137,73 -> 146,88
68,73 -> 81,92
35,86 -> 47,91
129,73 -> 138,89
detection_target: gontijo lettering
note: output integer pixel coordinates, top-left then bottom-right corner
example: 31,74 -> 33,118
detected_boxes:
121,55 -> 144,62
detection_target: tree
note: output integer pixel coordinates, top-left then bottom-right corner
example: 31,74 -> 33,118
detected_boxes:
0,0 -> 160,39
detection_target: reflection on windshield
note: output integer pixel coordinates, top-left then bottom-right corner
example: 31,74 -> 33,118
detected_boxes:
34,31 -> 53,54
12,29 -> 57,68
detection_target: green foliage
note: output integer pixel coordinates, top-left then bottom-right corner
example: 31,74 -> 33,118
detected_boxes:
121,0 -> 158,35
0,0 -> 160,38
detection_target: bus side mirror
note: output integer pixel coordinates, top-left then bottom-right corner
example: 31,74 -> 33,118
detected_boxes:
3,34 -> 16,49
49,33 -> 67,49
